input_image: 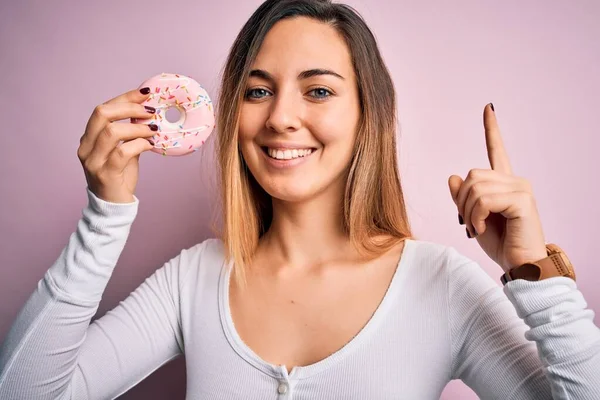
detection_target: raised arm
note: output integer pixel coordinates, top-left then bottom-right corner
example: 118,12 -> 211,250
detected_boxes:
1,86 -> 192,399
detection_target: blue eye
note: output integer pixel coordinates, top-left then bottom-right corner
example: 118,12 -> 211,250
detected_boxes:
310,88 -> 332,99
245,88 -> 271,99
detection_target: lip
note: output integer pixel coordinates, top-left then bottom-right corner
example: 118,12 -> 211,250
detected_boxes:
260,146 -> 316,169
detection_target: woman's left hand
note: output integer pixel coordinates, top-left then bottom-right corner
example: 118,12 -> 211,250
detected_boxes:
448,103 -> 548,273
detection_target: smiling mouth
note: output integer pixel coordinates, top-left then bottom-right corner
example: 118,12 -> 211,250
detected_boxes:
261,146 -> 317,160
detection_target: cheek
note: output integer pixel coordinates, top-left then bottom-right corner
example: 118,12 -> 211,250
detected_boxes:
238,108 -> 261,167
239,105 -> 264,141
310,100 -> 359,147
239,107 -> 256,141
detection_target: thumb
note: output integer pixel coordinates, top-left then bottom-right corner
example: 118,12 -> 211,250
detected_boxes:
448,175 -> 464,206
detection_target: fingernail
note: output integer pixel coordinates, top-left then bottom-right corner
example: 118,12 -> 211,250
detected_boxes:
144,106 -> 156,113
466,227 -> 471,238
148,139 -> 155,145
458,214 -> 464,225
149,124 -> 158,131
140,87 -> 151,95
490,102 -> 495,112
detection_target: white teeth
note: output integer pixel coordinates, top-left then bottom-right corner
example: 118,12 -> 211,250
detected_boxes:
267,147 -> 314,160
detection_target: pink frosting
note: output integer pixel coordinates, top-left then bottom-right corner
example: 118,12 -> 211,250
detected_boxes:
133,73 -> 215,156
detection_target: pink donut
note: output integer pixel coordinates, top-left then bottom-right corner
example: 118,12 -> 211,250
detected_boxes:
133,72 -> 215,156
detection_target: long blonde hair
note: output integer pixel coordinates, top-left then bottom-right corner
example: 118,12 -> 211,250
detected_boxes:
212,0 -> 413,288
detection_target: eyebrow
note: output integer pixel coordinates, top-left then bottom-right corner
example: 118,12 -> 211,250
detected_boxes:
249,68 -> 345,82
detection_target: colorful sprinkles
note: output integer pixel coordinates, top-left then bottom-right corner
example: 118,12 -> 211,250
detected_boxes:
138,73 -> 214,156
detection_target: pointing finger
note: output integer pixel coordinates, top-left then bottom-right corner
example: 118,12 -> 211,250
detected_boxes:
484,103 -> 513,175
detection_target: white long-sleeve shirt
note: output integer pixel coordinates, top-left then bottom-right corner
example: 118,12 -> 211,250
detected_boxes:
0,188 -> 599,399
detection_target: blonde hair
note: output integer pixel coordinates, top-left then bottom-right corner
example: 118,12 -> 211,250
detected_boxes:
211,0 -> 413,288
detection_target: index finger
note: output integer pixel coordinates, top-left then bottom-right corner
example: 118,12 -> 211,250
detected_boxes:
79,87 -> 153,154
484,103 -> 513,175
85,87 -> 152,139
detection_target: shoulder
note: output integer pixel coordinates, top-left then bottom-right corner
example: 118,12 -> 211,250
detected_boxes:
405,239 -> 495,288
405,238 -> 475,272
162,237 -> 226,285
183,237 -> 226,259
179,237 -> 226,268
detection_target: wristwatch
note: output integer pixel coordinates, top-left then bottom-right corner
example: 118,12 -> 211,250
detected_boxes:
500,244 -> 576,285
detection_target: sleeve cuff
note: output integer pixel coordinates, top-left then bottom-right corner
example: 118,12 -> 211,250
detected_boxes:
86,186 -> 139,215
502,276 -> 581,320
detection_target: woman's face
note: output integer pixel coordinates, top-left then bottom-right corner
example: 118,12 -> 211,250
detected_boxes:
239,16 -> 361,203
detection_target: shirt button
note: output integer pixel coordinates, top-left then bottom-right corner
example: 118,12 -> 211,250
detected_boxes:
278,382 -> 288,394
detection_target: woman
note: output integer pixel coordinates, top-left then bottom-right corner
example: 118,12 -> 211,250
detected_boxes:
1,0 -> 598,398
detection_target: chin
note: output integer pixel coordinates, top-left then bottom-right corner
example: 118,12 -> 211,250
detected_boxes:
261,180 -> 320,203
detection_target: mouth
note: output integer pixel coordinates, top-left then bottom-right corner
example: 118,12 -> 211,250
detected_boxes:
261,146 -> 317,161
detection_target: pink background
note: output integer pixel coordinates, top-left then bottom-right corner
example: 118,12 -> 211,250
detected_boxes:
1,0 -> 598,398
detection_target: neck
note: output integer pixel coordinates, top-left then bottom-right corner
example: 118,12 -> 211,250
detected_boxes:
259,184 -> 358,271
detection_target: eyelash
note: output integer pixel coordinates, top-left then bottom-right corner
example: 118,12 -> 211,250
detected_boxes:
244,87 -> 333,100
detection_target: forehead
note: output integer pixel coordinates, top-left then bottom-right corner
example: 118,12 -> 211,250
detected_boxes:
252,16 -> 353,77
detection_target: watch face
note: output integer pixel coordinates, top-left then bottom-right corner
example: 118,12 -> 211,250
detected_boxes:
556,253 -> 576,280
546,244 -> 564,254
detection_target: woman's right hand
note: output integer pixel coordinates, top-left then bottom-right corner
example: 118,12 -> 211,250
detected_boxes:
77,87 -> 158,204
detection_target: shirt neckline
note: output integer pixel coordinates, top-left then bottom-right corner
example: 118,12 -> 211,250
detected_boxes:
218,238 -> 415,380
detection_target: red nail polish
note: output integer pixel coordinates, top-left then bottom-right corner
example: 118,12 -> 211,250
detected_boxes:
140,87 -> 151,95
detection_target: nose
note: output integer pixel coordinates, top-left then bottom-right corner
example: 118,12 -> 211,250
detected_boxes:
265,89 -> 302,134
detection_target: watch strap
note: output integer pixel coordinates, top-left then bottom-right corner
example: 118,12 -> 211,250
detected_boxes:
500,244 -> 576,285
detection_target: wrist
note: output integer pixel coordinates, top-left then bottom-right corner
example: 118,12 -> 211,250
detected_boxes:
500,244 -> 576,285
